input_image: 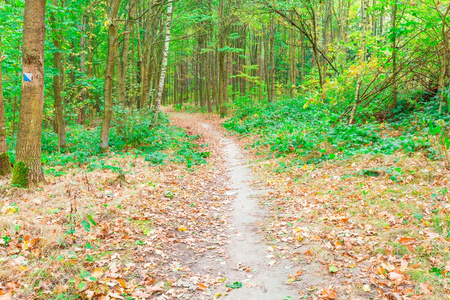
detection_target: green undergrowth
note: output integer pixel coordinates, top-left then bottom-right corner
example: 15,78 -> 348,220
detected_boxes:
8,110 -> 208,174
224,96 -> 450,166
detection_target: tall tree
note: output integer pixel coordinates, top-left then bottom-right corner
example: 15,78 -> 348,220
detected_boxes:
100,0 -> 120,150
0,34 -> 11,176
118,0 -> 136,107
218,0 -> 229,116
50,0 -> 66,150
153,0 -> 173,121
11,0 -> 46,186
268,15 -> 275,102
391,0 -> 398,109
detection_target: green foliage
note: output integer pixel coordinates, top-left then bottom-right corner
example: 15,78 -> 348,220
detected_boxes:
3,110 -> 208,173
224,96 -> 450,166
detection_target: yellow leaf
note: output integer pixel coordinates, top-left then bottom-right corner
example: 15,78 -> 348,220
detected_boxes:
178,226 -> 187,232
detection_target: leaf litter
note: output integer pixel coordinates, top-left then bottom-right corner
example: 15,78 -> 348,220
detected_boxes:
0,111 -> 236,299
2,108 -> 450,299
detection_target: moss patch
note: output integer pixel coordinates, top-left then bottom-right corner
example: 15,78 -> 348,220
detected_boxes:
11,161 -> 29,188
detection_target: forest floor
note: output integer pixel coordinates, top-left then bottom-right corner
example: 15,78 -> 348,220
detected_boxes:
0,108 -> 448,300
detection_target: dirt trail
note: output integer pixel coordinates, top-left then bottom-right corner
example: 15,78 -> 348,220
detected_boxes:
168,111 -> 296,299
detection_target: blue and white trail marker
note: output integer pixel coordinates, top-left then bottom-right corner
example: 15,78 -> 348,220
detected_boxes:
23,73 -> 33,82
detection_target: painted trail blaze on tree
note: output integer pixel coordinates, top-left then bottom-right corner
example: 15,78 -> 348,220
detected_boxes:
11,0 -> 46,186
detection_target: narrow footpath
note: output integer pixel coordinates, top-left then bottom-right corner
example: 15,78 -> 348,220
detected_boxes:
168,111 -> 297,299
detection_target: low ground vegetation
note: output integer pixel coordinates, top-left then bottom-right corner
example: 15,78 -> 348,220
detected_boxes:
223,97 -> 450,299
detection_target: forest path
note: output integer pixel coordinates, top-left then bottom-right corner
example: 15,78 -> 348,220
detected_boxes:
167,110 -> 297,299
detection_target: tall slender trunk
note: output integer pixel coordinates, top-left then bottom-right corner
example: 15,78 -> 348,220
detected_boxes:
268,15 -> 275,102
218,0 -> 228,116
439,4 -> 450,114
100,0 -> 120,150
118,0 -> 136,107
349,0 -> 368,124
79,13 -> 87,124
391,0 -> 398,108
153,0 -> 173,121
322,0 -> 331,76
51,0 -> 66,150
289,10 -> 296,98
12,0 -> 46,186
0,35 -> 11,175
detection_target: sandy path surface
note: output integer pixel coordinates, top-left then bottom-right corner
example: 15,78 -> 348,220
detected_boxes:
168,111 -> 296,299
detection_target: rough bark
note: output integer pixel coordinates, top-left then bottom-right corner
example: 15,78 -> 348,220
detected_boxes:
0,35 -> 11,176
218,0 -> 228,116
51,0 -> 66,150
152,0 -> 173,122
391,0 -> 398,108
12,0 -> 46,186
79,13 -> 87,124
268,15 -> 275,102
100,0 -> 120,150
289,10 -> 296,98
118,0 -> 136,107
438,4 -> 450,114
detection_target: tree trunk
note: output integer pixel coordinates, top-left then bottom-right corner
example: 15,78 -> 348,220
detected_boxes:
268,15 -> 275,102
12,0 -> 46,186
118,0 -> 136,107
289,10 -> 296,98
153,0 -> 173,122
0,35 -> 11,176
79,13 -> 87,124
218,0 -> 228,116
438,4 -> 450,114
51,0 -> 66,151
322,0 -> 331,76
100,0 -> 120,150
349,0 -> 368,124
391,0 -> 398,109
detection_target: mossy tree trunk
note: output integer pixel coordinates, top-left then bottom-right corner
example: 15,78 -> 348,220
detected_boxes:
0,34 -> 11,176
11,0 -> 46,187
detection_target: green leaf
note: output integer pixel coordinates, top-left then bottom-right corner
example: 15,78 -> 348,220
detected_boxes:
78,281 -> 86,290
225,281 -> 243,289
429,267 -> 443,276
81,220 -> 91,232
87,214 -> 97,226
329,265 -> 339,273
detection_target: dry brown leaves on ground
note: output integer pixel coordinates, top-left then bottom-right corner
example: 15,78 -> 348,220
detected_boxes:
0,113 -> 234,299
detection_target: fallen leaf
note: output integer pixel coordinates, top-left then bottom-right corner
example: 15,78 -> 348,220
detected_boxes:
329,265 -> 339,273
420,282 -> 433,295
320,287 -> 337,299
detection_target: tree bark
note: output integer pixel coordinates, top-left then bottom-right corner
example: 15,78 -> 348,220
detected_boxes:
391,0 -> 398,109
100,0 -> 120,150
79,12 -> 87,124
438,4 -> 450,114
153,0 -> 173,122
268,15 -> 275,102
50,0 -> 66,150
289,10 -> 296,98
0,35 -> 11,175
118,0 -> 136,107
12,0 -> 46,186
218,0 -> 229,116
